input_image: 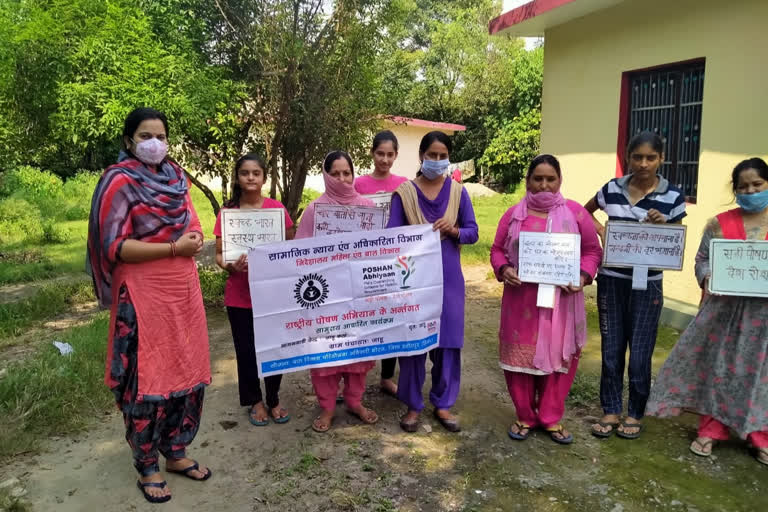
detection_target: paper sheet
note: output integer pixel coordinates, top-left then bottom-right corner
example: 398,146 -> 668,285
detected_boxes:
536,284 -> 556,308
632,265 -> 649,291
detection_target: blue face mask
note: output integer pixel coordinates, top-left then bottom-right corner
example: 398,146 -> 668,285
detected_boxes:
421,159 -> 450,180
736,189 -> 768,213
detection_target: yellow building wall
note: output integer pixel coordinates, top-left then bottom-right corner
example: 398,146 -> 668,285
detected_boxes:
540,0 -> 768,306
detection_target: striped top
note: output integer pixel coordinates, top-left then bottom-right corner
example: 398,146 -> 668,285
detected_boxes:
595,173 -> 687,280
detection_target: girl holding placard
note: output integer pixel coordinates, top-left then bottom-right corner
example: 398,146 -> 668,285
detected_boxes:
585,131 -> 687,440
296,151 -> 380,433
490,155 -> 603,444
645,158 -> 768,465
388,131 -> 479,433
214,154 -> 295,426
354,130 -> 407,398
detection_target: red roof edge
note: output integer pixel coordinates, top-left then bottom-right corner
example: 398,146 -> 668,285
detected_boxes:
489,0 -> 578,35
384,116 -> 466,132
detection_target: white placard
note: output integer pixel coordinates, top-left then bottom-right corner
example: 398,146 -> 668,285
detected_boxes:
363,192 -> 393,221
708,239 -> 768,298
313,204 -> 387,237
221,208 -> 285,263
248,225 -> 443,376
603,221 -> 686,270
518,232 -> 581,286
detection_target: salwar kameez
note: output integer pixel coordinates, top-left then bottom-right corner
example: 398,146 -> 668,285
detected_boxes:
387,177 -> 479,412
490,199 -> 602,428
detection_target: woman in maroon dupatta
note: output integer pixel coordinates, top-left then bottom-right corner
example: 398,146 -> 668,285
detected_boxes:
87,108 -> 212,503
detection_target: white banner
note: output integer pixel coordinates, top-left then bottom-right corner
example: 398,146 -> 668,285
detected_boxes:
313,204 -> 387,237
603,221 -> 686,270
248,225 -> 443,376
709,239 -> 768,298
221,208 -> 285,263
518,231 -> 581,286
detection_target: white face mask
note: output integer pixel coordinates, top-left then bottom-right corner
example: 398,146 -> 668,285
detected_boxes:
132,137 -> 168,165
421,159 -> 450,180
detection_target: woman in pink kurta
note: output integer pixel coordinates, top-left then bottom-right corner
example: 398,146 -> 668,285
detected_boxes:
296,151 -> 379,433
490,155 -> 602,444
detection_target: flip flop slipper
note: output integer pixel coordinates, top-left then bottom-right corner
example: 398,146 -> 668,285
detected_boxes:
616,422 -> 644,440
269,407 -> 291,424
433,409 -> 461,433
249,411 -> 269,426
312,416 -> 332,433
749,445 -> 768,466
347,408 -> 379,425
546,425 -> 574,445
136,480 -> 171,503
166,461 -> 212,481
591,421 -> 620,438
400,415 -> 420,433
508,421 -> 532,441
689,438 -> 715,457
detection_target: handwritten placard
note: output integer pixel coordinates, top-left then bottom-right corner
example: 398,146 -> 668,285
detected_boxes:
363,192 -> 393,221
709,239 -> 768,298
313,204 -> 387,237
603,221 -> 686,270
221,208 -> 285,263
518,232 -> 581,286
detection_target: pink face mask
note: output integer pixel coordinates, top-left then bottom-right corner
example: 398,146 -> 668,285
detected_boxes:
132,138 -> 168,165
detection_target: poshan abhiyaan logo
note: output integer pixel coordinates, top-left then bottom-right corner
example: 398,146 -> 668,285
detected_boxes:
294,273 -> 329,309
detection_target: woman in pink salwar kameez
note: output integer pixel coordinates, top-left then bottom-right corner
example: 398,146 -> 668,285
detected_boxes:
490,155 -> 602,444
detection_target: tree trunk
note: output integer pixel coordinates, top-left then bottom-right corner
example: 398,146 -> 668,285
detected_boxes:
185,170 -> 221,216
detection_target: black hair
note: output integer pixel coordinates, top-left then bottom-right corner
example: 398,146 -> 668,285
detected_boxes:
225,153 -> 268,207
627,130 -> 664,157
122,107 -> 169,149
731,157 -> 768,192
323,150 -> 355,175
418,131 -> 453,158
372,130 -> 399,152
526,154 -> 561,179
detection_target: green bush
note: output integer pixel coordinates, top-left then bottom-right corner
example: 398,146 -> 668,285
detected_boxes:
41,220 -> 72,244
0,167 -> 64,218
0,198 -> 44,244
61,172 -> 99,220
198,268 -> 227,307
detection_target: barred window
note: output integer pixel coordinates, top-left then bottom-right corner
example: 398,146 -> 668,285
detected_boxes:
628,62 -> 705,202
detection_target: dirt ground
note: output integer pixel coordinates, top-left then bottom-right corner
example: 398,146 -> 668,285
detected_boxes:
5,266 -> 768,512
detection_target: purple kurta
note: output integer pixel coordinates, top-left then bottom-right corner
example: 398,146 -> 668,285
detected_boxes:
386,177 -> 479,348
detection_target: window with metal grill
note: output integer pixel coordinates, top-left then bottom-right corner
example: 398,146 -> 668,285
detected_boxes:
628,62 -> 704,202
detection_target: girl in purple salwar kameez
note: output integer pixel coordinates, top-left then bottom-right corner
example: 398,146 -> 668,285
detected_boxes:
386,131 -> 479,433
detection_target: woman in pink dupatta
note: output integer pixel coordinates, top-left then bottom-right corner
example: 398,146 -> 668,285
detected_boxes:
295,151 -> 380,432
490,155 -> 602,444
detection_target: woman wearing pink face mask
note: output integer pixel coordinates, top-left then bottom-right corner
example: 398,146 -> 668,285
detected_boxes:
295,151 -> 380,433
87,108 -> 211,504
490,155 -> 602,445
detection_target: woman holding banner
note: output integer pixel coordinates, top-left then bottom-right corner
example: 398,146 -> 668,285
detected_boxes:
586,131 -> 687,440
87,108 -> 211,503
388,131 -> 478,433
645,158 -> 768,465
490,154 -> 602,444
296,151 -> 380,433
354,130 -> 407,397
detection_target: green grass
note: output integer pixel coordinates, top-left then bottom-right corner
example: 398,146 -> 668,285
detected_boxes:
0,313 -> 112,459
461,184 -> 525,265
0,281 -> 95,341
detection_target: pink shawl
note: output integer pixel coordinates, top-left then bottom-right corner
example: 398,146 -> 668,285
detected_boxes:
295,171 -> 375,239
504,190 -> 586,374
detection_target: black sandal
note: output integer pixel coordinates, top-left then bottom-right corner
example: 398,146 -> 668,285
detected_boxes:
136,480 -> 171,504
166,460 -> 212,481
616,422 -> 644,440
591,421 -> 619,438
433,409 -> 461,433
